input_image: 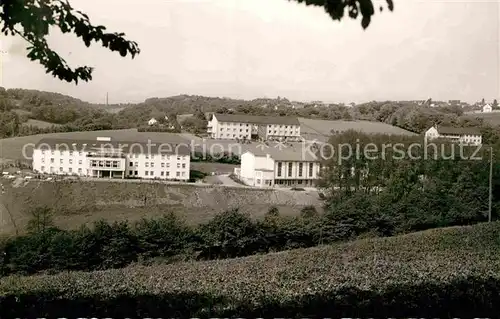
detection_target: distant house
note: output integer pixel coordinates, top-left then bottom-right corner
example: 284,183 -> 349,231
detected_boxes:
483,104 -> 492,113
425,125 -> 482,145
148,118 -> 158,126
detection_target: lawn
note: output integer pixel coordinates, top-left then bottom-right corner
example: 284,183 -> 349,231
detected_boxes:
298,117 -> 417,138
463,112 -> 500,126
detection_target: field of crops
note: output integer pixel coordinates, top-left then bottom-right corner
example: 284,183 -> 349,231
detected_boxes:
2,221 -> 500,317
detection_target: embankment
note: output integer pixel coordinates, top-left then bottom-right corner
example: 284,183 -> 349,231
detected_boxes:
0,179 -> 322,234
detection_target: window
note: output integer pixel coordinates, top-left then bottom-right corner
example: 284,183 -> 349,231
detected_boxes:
277,162 -> 282,177
309,163 -> 314,176
288,163 -> 293,177
145,155 -> 149,159
60,159 -> 63,164
166,171 -> 170,176
135,162 -> 138,166
150,162 -> 154,168
78,160 -> 82,165
41,166 -> 45,171
79,152 -> 82,156
145,171 -> 149,176
129,171 -> 132,175
166,163 -> 170,168
299,163 -> 303,177
182,172 -> 186,177
69,168 -> 73,173
135,171 -> 138,175
41,150 -> 45,155
41,158 -> 45,163
78,168 -> 82,173
130,162 -> 133,167
161,172 -> 164,176
182,163 -> 186,169
51,151 -> 54,155
112,161 -> 118,168
150,171 -> 154,176
145,162 -> 149,167
51,158 -> 54,163
59,167 -> 63,172
161,155 -> 165,160
177,156 -> 181,161
69,151 -> 73,156
161,163 -> 165,168
177,163 -> 180,169
69,159 -> 73,164
176,172 -> 180,177
50,167 -> 54,173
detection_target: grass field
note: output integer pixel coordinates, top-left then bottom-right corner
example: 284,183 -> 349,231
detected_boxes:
298,117 -> 417,141
0,129 -> 191,161
463,112 -> 500,126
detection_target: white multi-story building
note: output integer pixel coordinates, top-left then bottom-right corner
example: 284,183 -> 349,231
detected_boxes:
424,125 -> 482,145
32,137 -> 191,180
234,144 -> 322,188
207,113 -> 301,141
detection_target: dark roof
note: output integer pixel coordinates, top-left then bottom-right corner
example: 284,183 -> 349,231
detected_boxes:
34,138 -> 191,155
436,126 -> 482,136
214,113 -> 300,125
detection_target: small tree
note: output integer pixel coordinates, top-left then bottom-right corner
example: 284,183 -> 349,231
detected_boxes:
266,206 -> 280,218
300,205 -> 318,218
493,99 -> 499,110
26,206 -> 55,234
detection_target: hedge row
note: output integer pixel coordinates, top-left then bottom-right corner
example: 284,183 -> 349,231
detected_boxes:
0,201 -> 492,277
1,222 -> 500,317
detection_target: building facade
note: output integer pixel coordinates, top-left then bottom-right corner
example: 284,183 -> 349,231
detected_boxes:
234,148 -> 321,188
424,126 -> 482,145
207,113 -> 301,141
32,137 -> 191,180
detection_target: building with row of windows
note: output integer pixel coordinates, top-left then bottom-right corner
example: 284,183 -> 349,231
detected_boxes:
32,137 -> 191,180
207,113 -> 301,141
234,143 -> 322,188
424,125 -> 482,145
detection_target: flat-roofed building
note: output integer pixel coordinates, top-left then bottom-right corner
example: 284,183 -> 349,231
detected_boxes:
32,137 -> 191,180
234,142 -> 322,188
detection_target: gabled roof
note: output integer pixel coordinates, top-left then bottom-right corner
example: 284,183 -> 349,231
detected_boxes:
435,126 -> 482,136
35,138 -> 191,155
213,113 -> 300,125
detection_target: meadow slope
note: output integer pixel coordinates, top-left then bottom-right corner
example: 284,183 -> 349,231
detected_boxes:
1,222 -> 500,317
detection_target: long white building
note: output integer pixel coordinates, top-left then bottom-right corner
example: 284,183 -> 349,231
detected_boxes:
207,113 -> 301,141
424,125 -> 482,145
32,137 -> 191,180
234,143 -> 322,188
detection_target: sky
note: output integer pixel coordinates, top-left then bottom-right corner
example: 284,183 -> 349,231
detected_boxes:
1,0 -> 499,104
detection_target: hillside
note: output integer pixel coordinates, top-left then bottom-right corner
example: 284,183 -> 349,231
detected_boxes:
0,179 -> 322,234
1,221 -> 500,317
